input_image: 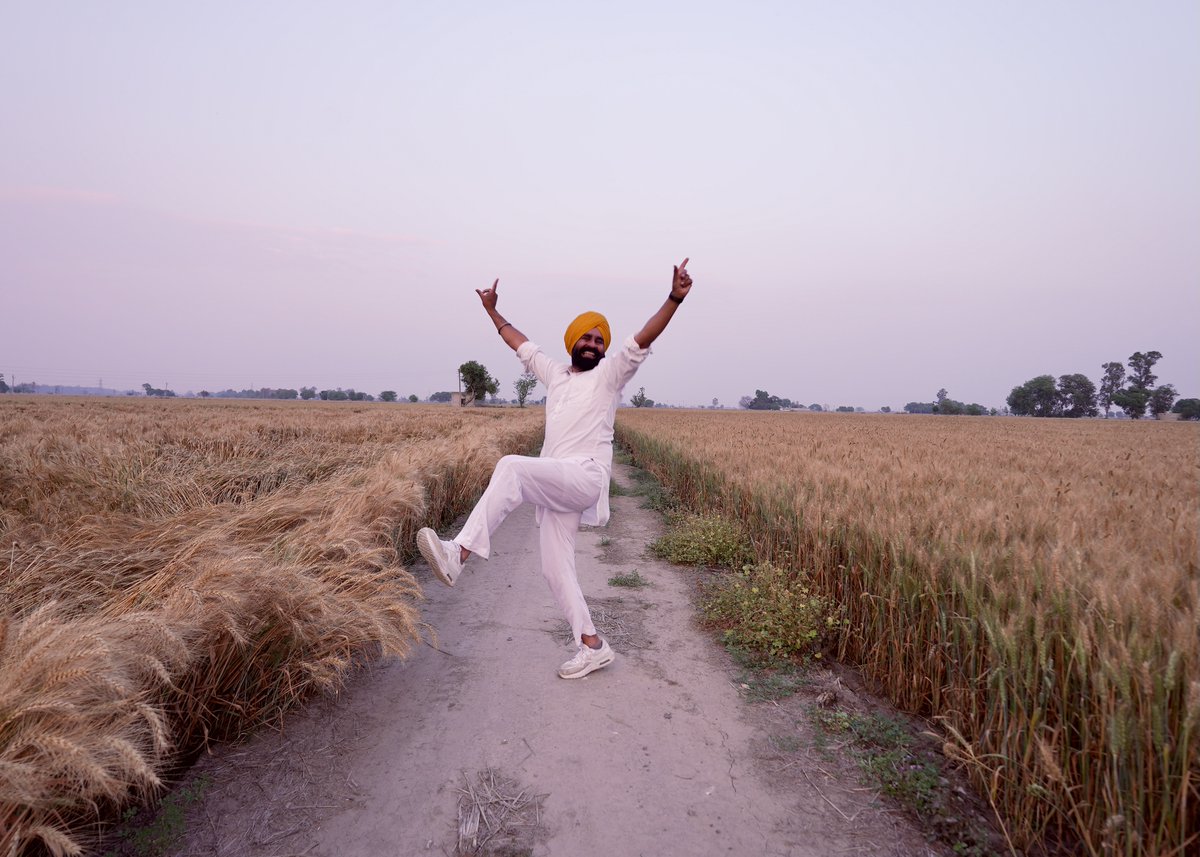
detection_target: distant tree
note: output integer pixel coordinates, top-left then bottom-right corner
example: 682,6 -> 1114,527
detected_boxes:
513,371 -> 538,407
835,406 -> 855,413
1127,351 -> 1162,391
742,389 -> 782,410
300,386 -> 317,400
808,403 -> 823,412
429,391 -> 453,403
1057,374 -> 1098,418
1105,350 -> 1175,419
1111,387 -> 1149,419
631,386 -> 654,408
903,402 -> 935,414
933,388 -> 977,416
379,390 -> 398,402
1149,384 -> 1177,418
408,394 -> 419,403
141,382 -> 176,398
879,406 -> 891,413
1172,398 -> 1200,420
1007,375 -> 1058,417
1098,362 -> 1125,418
712,397 -> 719,408
459,361 -> 498,405
0,373 -> 7,394
199,390 -> 210,398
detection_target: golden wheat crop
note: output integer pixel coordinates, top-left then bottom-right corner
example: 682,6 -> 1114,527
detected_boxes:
0,396 -> 543,856
616,409 -> 1198,857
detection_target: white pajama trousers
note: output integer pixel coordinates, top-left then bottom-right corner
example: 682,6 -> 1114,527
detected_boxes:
454,455 -> 606,644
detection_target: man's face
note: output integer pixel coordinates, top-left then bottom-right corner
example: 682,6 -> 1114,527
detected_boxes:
570,327 -> 606,371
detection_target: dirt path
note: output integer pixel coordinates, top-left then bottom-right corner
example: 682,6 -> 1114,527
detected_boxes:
170,463 -> 948,857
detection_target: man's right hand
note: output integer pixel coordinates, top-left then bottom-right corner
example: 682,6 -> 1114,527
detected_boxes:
476,279 -> 500,312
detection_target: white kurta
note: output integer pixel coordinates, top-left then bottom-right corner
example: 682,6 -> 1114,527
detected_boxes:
452,334 -> 651,643
517,334 -> 651,525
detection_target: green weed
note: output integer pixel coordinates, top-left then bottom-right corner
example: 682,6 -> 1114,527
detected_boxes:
106,775 -> 211,857
608,569 -> 650,588
703,562 -> 832,659
651,512 -> 752,569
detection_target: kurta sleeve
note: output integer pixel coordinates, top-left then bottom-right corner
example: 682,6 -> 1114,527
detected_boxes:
604,334 -> 652,392
516,341 -> 556,387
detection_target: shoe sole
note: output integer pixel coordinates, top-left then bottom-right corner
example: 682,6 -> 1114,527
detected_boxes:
558,650 -> 615,680
417,528 -> 455,587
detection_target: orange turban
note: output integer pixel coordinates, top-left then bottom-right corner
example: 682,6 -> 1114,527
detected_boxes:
563,311 -> 611,355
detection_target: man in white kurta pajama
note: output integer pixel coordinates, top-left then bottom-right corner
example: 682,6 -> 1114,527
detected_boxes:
418,259 -> 694,679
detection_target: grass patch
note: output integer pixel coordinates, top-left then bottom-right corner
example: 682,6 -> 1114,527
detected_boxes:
808,709 -> 998,857
768,733 -> 805,753
702,562 -> 835,660
607,569 -> 650,588
104,775 -> 212,857
608,477 -> 628,496
650,512 -> 752,569
623,466 -> 677,512
736,667 -> 809,702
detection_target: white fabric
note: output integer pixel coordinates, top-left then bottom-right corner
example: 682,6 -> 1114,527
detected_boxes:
454,455 -> 607,642
452,334 -> 651,643
516,333 -> 651,526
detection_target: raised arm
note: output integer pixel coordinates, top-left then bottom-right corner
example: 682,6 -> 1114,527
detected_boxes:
633,258 -> 693,349
476,279 -> 528,352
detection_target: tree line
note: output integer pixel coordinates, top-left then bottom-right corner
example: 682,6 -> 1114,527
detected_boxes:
1008,350 -> 1197,419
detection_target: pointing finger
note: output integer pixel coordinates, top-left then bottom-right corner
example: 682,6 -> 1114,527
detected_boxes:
679,257 -> 689,270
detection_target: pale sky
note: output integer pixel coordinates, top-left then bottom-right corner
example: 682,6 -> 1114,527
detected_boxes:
3,1 -> 1197,409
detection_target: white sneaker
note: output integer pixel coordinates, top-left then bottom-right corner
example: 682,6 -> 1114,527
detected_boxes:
558,640 -> 615,679
417,527 -> 464,587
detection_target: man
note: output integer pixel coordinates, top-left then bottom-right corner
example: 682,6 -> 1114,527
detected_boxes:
417,259 -> 694,679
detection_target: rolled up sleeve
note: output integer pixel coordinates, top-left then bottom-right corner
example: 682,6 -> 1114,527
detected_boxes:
606,334 -> 651,391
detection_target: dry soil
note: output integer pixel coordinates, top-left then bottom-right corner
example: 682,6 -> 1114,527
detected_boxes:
165,463 -> 955,857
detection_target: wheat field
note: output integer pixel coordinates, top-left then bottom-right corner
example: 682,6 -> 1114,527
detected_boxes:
0,396 -> 543,856
616,409 -> 1198,857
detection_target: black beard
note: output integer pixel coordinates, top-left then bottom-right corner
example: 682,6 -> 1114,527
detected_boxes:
571,345 -> 605,371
